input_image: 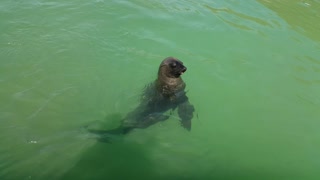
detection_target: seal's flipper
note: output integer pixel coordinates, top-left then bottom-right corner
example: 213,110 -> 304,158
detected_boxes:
178,101 -> 195,131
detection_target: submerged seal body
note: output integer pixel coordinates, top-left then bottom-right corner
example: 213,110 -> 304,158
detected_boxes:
88,57 -> 195,136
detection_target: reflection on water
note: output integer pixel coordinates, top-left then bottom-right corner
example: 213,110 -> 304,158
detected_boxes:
0,0 -> 320,179
204,4 -> 273,31
258,0 -> 320,41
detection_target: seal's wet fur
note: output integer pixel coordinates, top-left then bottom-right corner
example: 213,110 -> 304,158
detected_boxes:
88,57 -> 194,138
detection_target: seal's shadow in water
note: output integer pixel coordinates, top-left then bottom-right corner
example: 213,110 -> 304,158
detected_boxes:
61,138 -> 156,179
61,133 -> 290,180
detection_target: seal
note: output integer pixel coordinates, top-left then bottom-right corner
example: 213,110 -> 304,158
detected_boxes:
88,57 -> 195,137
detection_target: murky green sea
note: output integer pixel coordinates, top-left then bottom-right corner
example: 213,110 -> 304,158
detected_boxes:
1,0 -> 320,179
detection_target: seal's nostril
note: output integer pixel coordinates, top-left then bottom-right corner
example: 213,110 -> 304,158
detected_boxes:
182,67 -> 187,72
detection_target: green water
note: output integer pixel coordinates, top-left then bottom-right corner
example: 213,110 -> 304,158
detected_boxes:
1,0 -> 320,179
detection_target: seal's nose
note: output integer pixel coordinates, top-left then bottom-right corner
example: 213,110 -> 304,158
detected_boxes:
182,67 -> 187,73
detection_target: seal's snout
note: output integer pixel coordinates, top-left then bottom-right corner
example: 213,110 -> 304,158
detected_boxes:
182,67 -> 187,73
180,67 -> 187,75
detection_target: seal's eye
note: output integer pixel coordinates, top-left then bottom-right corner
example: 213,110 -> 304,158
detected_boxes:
170,63 -> 177,68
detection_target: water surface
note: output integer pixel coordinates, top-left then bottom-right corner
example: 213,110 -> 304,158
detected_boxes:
1,0 -> 320,179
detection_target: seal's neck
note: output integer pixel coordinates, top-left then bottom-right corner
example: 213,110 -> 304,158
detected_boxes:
156,75 -> 185,96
